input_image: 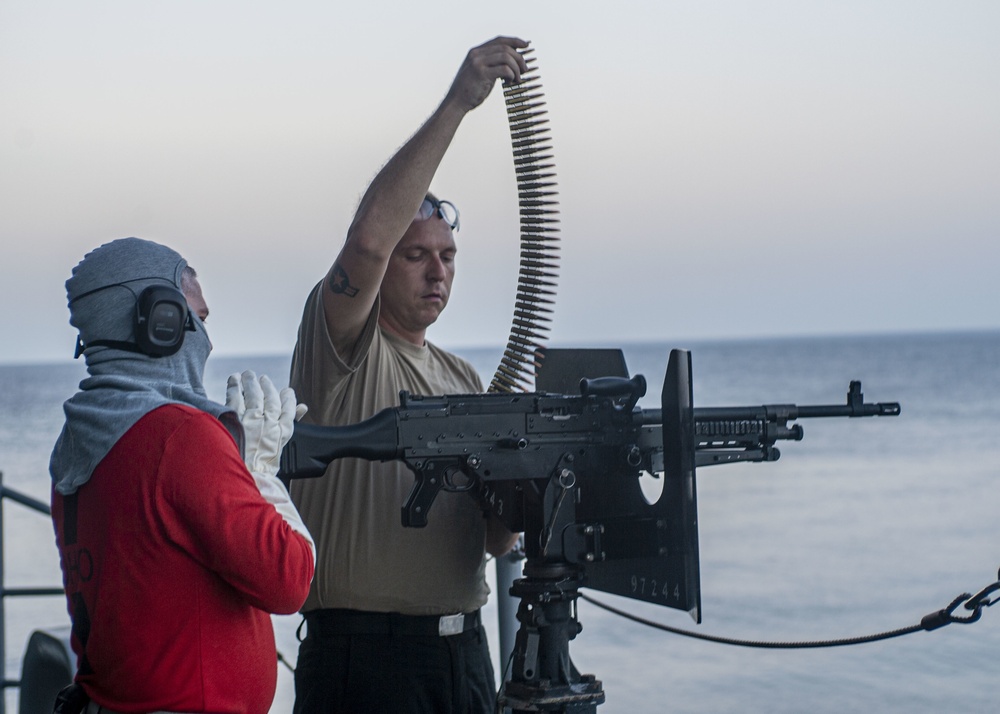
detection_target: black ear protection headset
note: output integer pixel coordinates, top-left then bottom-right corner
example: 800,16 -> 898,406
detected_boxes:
134,285 -> 194,356
72,282 -> 196,359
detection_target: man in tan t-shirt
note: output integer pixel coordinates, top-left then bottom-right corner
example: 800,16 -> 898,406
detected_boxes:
289,36 -> 526,714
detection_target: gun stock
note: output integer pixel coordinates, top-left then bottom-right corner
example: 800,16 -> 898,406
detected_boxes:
279,407 -> 401,480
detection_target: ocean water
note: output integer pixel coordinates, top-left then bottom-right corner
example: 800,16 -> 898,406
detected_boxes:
2,331 -> 999,713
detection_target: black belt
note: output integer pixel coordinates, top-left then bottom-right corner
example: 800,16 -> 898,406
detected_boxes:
305,608 -> 482,637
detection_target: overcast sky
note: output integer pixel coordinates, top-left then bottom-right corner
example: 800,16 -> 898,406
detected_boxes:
2,1 -> 998,365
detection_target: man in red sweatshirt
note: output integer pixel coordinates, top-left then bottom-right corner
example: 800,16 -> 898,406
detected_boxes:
50,237 -> 315,714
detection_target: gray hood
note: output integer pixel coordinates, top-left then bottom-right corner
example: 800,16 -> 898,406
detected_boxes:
49,237 -> 237,495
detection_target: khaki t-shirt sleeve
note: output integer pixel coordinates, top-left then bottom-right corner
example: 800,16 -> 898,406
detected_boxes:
289,281 -> 380,421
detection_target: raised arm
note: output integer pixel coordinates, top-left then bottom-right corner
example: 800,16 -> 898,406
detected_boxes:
322,36 -> 529,356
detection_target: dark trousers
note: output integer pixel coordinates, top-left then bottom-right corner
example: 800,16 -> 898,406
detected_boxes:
293,609 -> 498,714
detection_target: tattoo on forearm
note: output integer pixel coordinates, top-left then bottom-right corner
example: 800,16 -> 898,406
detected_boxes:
328,263 -> 359,298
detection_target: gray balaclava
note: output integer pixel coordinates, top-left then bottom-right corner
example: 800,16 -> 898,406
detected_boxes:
49,237 -> 236,495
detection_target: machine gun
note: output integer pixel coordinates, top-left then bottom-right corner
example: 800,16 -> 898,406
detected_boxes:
278,348 -> 900,713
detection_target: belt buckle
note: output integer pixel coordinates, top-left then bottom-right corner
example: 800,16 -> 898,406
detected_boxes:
438,613 -> 464,636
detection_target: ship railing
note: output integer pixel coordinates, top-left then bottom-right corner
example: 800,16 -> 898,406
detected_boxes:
1,471 -> 67,714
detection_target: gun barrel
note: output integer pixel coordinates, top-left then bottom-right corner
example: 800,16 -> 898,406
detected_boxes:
633,381 -> 899,428
694,401 -> 900,421
795,401 -> 901,418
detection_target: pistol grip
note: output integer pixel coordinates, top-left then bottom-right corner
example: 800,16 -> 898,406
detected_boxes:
401,463 -> 449,528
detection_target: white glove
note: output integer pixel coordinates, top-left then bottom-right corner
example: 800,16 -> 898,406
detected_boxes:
226,370 -> 315,565
226,370 -> 303,477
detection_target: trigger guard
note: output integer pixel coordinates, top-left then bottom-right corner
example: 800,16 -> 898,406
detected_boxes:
443,466 -> 477,493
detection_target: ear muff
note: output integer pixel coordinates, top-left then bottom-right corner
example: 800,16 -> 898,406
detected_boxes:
135,285 -> 191,356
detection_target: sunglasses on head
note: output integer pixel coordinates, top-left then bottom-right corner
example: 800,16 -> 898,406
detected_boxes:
415,197 -> 460,232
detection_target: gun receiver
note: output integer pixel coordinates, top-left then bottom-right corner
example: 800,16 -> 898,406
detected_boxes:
279,348 -> 899,620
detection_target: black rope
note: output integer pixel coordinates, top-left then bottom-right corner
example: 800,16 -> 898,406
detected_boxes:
277,649 -> 295,673
580,573 -> 1000,650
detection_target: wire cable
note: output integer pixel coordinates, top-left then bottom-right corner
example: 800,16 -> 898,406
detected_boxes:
579,588 -> 993,650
